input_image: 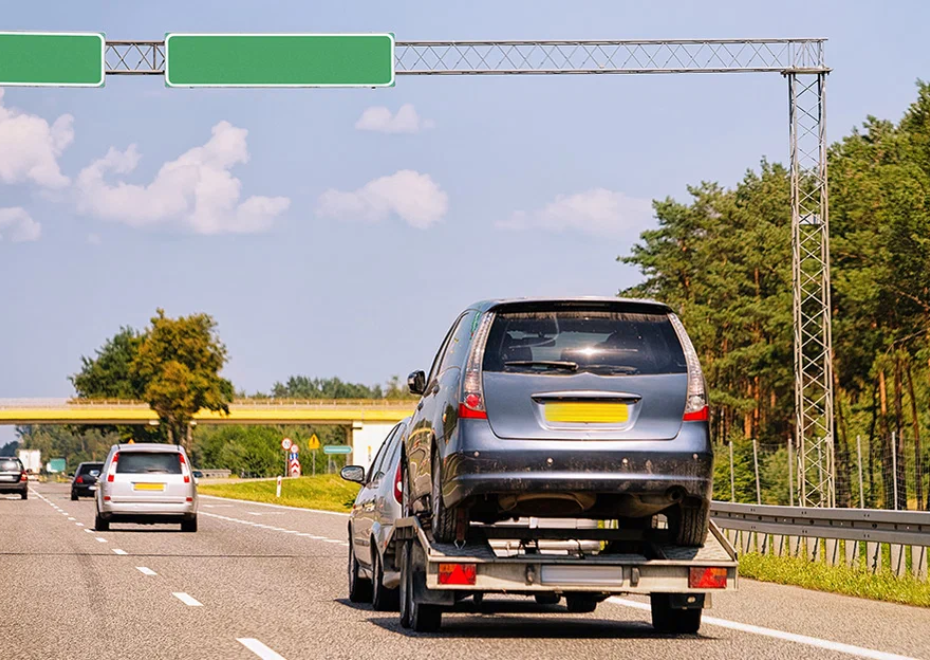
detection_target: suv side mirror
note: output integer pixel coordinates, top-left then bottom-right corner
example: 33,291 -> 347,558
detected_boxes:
407,370 -> 427,395
340,465 -> 366,484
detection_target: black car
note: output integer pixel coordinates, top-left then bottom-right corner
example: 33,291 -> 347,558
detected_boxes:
0,457 -> 28,499
71,462 -> 104,500
403,297 -> 713,547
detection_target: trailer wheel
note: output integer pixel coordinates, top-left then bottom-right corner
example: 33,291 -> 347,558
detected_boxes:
565,594 -> 598,613
401,538 -> 442,632
348,536 -> 372,603
372,548 -> 399,611
650,594 -> 703,634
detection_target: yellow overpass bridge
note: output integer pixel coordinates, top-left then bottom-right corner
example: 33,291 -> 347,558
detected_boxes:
0,399 -> 414,426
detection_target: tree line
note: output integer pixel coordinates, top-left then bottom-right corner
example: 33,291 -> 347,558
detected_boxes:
622,82 -> 930,509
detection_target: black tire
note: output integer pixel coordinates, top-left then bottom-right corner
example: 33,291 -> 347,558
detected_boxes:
650,594 -> 702,634
21,490 -> 28,500
181,516 -> 198,533
430,448 -> 458,543
668,502 -> 710,547
565,594 -> 598,613
400,538 -> 441,632
348,536 -> 372,603
535,593 -> 561,606
372,548 -> 399,611
71,491 -> 79,501
472,592 -> 484,605
94,513 -> 109,532
399,542 -> 412,629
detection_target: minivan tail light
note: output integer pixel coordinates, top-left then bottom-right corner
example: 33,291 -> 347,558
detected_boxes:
393,462 -> 403,504
178,453 -> 191,483
668,313 -> 708,421
107,453 -> 119,482
460,312 -> 495,420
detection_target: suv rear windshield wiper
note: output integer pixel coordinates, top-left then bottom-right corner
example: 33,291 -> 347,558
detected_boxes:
580,364 -> 641,375
504,360 -> 579,372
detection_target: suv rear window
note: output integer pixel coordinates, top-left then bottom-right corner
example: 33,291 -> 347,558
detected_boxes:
0,459 -> 21,472
117,453 -> 182,475
78,463 -> 104,475
482,309 -> 687,375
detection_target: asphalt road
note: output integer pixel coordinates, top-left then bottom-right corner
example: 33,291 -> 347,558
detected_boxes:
2,483 -> 928,660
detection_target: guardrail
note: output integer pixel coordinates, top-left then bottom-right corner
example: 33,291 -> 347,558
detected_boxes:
710,502 -> 929,581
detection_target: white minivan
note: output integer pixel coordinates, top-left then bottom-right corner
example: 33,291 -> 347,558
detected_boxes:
95,443 -> 198,532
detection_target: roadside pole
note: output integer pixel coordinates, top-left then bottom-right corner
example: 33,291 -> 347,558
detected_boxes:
788,435 -> 795,507
276,475 -> 282,498
729,441 -> 736,503
752,438 -> 762,505
856,434 -> 865,508
892,431 -> 899,511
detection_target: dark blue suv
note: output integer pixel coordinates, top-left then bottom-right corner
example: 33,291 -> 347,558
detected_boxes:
403,297 -> 712,546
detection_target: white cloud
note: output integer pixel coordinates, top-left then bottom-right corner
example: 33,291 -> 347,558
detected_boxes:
75,121 -> 290,235
0,89 -> 73,189
317,170 -> 448,229
500,188 -> 654,238
0,207 -> 41,242
355,104 -> 434,134
86,233 -> 101,245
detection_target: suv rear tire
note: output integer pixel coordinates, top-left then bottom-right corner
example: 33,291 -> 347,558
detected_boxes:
430,448 -> 458,543
94,513 -> 109,532
181,516 -> 197,533
348,536 -> 372,603
20,490 -> 28,500
71,491 -> 79,501
668,502 -> 709,547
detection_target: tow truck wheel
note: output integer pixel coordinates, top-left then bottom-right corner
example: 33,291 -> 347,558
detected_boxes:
650,594 -> 702,634
348,536 -> 372,603
401,539 -> 442,632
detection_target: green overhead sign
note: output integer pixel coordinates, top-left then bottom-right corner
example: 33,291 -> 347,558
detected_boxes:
164,33 -> 395,88
323,445 -> 352,455
0,32 -> 105,87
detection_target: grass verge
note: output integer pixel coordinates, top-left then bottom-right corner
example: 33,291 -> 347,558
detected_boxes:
198,475 -> 359,514
739,551 -> 930,608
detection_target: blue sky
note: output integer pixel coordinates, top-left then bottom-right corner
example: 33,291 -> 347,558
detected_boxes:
2,1 -> 930,444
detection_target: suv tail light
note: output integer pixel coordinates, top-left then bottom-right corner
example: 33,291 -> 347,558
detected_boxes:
669,313 -> 708,422
20,471 -> 28,482
179,453 -> 190,483
393,462 -> 403,504
107,453 -> 119,482
75,475 -> 84,484
459,313 -> 495,420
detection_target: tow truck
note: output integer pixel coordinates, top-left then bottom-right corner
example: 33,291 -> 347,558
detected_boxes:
390,515 -> 737,633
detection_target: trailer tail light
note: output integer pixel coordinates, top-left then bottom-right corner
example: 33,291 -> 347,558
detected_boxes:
438,563 -> 477,586
459,313 -> 495,420
689,567 -> 727,589
393,462 -> 403,505
107,453 -> 119,482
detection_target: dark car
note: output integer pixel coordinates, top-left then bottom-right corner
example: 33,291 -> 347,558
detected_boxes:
0,457 -> 29,500
71,462 -> 104,500
402,297 -> 713,546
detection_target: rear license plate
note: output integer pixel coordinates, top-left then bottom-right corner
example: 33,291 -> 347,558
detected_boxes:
544,402 -> 628,423
133,483 -> 165,492
540,565 -> 625,586
0,475 -> 14,482
88,485 -> 96,491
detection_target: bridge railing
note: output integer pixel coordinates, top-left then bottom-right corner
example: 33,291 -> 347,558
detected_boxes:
0,398 -> 416,408
710,502 -> 929,582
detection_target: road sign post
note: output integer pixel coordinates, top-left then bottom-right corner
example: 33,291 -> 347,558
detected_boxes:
164,33 -> 395,88
0,32 -> 105,87
307,434 -> 321,477
281,437 -> 292,478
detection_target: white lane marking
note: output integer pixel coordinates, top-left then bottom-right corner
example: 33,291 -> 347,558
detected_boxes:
246,511 -> 283,516
201,512 -> 338,543
76,523 -> 84,527
84,529 -> 93,533
323,539 -> 342,544
172,592 -> 203,607
136,567 -> 157,576
95,537 -> 107,543
237,638 -> 287,660
199,494 -> 349,517
607,598 -> 919,660
112,549 -> 127,555
68,517 -> 75,521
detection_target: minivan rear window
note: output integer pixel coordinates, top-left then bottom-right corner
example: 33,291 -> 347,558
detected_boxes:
0,459 -> 21,472
116,453 -> 182,475
482,310 -> 687,375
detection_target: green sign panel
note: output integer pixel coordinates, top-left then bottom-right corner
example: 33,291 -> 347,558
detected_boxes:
0,32 -> 105,87
165,33 -> 394,88
48,458 -> 67,473
323,445 -> 353,455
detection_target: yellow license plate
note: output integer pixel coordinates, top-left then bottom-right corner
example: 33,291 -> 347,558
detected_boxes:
133,483 -> 165,491
545,402 -> 629,423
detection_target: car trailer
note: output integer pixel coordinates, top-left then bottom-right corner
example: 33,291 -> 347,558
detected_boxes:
390,516 -> 738,633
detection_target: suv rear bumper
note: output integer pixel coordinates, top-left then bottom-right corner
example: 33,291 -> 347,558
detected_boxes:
98,500 -> 196,520
442,419 -> 713,517
0,481 -> 28,494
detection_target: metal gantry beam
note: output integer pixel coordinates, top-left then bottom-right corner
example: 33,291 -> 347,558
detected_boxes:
100,37 -> 835,506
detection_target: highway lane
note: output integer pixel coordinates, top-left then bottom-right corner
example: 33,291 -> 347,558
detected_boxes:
1,483 -> 928,660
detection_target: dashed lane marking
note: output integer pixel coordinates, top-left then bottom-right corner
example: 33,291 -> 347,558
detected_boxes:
136,567 -> 157,576
201,511 -> 345,545
237,638 -> 287,660
112,549 -> 127,555
95,537 -> 107,543
172,592 -> 203,607
84,529 -> 93,534
607,598 -> 919,660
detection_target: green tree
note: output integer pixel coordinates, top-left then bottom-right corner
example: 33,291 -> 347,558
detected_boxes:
70,327 -> 145,399
130,309 -> 234,450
